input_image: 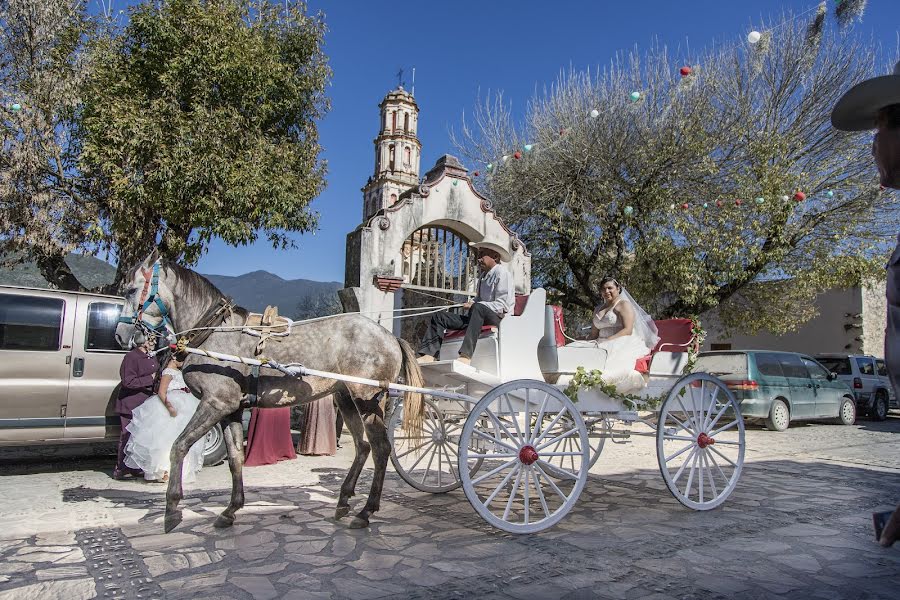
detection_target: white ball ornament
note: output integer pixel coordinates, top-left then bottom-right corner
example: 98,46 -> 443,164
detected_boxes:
590,109 -> 600,118
748,31 -> 762,44
780,195 -> 790,202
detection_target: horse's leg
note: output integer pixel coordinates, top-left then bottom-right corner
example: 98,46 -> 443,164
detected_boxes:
335,391 -> 369,520
349,395 -> 390,529
165,401 -> 229,533
214,411 -> 246,529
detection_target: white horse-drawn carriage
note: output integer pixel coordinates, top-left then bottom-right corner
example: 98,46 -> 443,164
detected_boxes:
387,288 -> 746,533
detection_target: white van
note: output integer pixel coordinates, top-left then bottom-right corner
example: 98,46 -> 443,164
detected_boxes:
0,285 -> 226,464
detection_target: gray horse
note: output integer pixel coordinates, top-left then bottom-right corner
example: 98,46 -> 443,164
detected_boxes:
114,250 -> 425,532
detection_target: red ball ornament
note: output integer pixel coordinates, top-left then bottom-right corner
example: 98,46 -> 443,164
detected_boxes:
560,128 -> 567,136
473,171 -> 480,177
513,151 -> 522,160
793,191 -> 806,202
715,200 -> 724,208
680,66 -> 692,77
735,199 -> 743,206
681,203 -> 689,210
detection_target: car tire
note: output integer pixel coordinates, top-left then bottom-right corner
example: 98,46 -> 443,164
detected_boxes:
765,399 -> 790,432
835,397 -> 857,426
202,423 -> 227,466
871,391 -> 889,422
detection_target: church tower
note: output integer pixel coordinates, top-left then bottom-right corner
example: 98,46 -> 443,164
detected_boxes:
361,86 -> 421,221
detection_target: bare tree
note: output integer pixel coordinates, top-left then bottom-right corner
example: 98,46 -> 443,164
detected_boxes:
453,11 -> 895,334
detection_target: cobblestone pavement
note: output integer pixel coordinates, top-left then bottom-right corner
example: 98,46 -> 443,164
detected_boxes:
1,414 -> 898,600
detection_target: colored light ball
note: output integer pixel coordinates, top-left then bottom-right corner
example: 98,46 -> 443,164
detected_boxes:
524,144 -> 533,152
755,197 -> 765,204
679,66 -> 692,77
560,128 -> 567,135
669,203 -> 676,210
487,163 -> 493,171
715,200 -> 724,207
473,171 -> 480,177
735,199 -> 743,206
748,31 -> 762,44
10,103 -> 21,112
780,195 -> 790,202
590,109 -> 600,118
826,190 -> 834,198
793,191 -> 806,202
679,203 -> 688,210
502,155 -> 509,162
623,205 -> 634,215
629,91 -> 641,102
513,151 -> 522,160
702,202 -> 708,209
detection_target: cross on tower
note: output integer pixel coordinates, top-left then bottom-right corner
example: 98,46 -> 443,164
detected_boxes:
396,68 -> 405,88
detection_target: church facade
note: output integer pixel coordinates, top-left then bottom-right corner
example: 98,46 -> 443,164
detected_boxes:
341,86 -> 531,339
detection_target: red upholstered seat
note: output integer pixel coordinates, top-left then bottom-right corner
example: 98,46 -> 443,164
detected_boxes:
444,294 -> 530,340
635,318 -> 695,374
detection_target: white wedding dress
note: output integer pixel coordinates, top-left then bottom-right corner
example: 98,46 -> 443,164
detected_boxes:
125,368 -> 204,482
566,299 -> 654,394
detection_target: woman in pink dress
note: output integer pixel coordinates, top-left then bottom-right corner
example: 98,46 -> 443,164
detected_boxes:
298,396 -> 337,456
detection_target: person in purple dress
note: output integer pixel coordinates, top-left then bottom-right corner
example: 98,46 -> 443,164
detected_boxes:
113,332 -> 159,480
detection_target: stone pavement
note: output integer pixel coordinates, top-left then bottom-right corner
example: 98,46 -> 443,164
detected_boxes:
1,415 -> 898,600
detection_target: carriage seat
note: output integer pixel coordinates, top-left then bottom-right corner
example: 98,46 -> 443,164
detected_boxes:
438,289 -> 547,380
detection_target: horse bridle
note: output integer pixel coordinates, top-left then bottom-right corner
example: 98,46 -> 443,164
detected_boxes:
118,259 -> 175,341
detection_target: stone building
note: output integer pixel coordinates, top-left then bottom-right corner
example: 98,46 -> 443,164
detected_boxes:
701,281 -> 886,357
341,87 -> 530,339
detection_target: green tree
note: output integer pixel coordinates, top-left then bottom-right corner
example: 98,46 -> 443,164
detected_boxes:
0,0 -> 95,290
454,11 -> 895,334
79,0 -> 330,292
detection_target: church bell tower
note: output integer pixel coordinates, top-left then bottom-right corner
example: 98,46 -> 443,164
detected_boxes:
361,85 -> 421,221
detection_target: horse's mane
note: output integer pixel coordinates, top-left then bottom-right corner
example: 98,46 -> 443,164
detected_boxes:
162,259 -> 249,318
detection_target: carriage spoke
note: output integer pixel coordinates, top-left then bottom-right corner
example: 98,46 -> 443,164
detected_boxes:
533,463 -> 570,503
698,450 -> 705,504
702,451 -> 718,498
484,463 -> 520,506
708,444 -> 738,468
539,451 -> 583,457
529,392 -> 550,445
419,443 -> 439,486
676,395 -> 700,432
665,441 -> 695,463
502,466 -> 525,522
662,435 -> 696,442
671,446 -> 697,483
532,468 -> 551,518
523,465 -> 531,524
710,419 -> 740,437
683,450 -> 699,498
503,394 -> 525,441
536,459 -> 578,481
535,426 -> 580,452
468,452 -> 517,459
706,449 -> 730,484
472,457 -> 519,486
473,427 -> 518,453
702,386 -> 720,431
667,411 -> 695,437
395,439 -> 431,460
706,401 -> 730,433
487,411 -> 522,449
524,388 -> 531,442
532,408 -> 568,446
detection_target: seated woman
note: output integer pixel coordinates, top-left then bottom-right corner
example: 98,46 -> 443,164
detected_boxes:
124,356 -> 204,483
566,276 -> 659,394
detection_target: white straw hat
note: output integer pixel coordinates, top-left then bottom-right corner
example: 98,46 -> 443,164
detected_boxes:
831,61 -> 900,131
469,241 -> 512,263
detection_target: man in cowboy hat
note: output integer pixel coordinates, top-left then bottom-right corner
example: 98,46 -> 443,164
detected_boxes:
832,59 -> 900,547
417,241 -> 515,365
113,330 -> 159,480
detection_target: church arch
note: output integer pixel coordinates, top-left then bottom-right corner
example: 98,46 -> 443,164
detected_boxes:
401,225 -> 476,296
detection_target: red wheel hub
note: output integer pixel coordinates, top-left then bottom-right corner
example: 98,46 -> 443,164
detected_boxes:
519,445 -> 539,465
697,433 -> 715,448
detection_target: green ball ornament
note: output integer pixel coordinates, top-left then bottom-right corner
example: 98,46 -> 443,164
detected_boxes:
826,190 -> 834,198
755,197 -> 764,204
10,103 -> 21,112
702,202 -> 708,209
524,144 -> 533,152
623,205 -> 634,215
487,163 -> 493,171
629,91 -> 641,102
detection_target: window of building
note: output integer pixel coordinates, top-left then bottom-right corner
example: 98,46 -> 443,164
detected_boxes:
403,146 -> 411,166
391,111 -> 396,131
86,302 -> 124,351
404,112 -> 410,131
389,144 -> 395,171
710,343 -> 732,351
0,293 -> 64,351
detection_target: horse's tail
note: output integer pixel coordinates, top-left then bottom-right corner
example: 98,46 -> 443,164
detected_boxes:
397,338 -> 425,436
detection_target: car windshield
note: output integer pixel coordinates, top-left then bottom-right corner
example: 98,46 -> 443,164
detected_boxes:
816,357 -> 851,375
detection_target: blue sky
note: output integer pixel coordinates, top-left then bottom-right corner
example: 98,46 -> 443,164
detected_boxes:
119,1 -> 899,282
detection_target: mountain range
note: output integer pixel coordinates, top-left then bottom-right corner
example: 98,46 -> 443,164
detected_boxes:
0,253 -> 342,317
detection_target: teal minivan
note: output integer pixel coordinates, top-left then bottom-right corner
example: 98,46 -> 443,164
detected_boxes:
693,351 -> 856,431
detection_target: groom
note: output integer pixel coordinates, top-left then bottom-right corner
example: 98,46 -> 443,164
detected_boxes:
417,241 -> 515,365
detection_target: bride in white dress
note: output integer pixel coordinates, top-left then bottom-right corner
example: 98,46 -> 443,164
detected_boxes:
124,357 -> 204,483
566,276 -> 660,394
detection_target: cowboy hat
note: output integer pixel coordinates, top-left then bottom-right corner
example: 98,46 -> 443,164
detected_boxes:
831,60 -> 900,131
469,240 -> 512,263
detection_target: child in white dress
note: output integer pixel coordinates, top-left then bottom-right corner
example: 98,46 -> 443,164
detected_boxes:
124,358 -> 204,482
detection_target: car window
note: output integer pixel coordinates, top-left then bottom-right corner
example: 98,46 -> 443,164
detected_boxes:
693,353 -> 748,377
0,293 -> 65,351
86,302 -> 124,352
816,357 -> 852,375
855,357 -> 875,376
754,353 -> 785,377
802,357 -> 830,381
876,359 -> 888,377
780,354 -> 809,378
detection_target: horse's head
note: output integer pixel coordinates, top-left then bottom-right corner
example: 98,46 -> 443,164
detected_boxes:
115,249 -> 176,349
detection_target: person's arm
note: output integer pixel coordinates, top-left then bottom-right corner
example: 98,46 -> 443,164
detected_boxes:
604,302 -> 635,341
121,352 -> 155,391
158,372 -> 177,417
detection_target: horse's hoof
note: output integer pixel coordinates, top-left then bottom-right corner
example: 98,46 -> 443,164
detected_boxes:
348,516 -> 370,529
214,515 -> 235,529
334,506 -> 351,520
164,510 -> 182,533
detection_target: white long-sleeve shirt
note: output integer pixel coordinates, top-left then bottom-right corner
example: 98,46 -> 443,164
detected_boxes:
475,264 -> 515,317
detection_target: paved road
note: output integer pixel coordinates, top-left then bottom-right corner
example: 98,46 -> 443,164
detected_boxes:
1,413 -> 898,600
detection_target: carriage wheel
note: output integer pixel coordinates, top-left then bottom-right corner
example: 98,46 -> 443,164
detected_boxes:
656,373 -> 745,510
459,380 -> 590,533
539,415 -> 607,476
388,396 -> 481,493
